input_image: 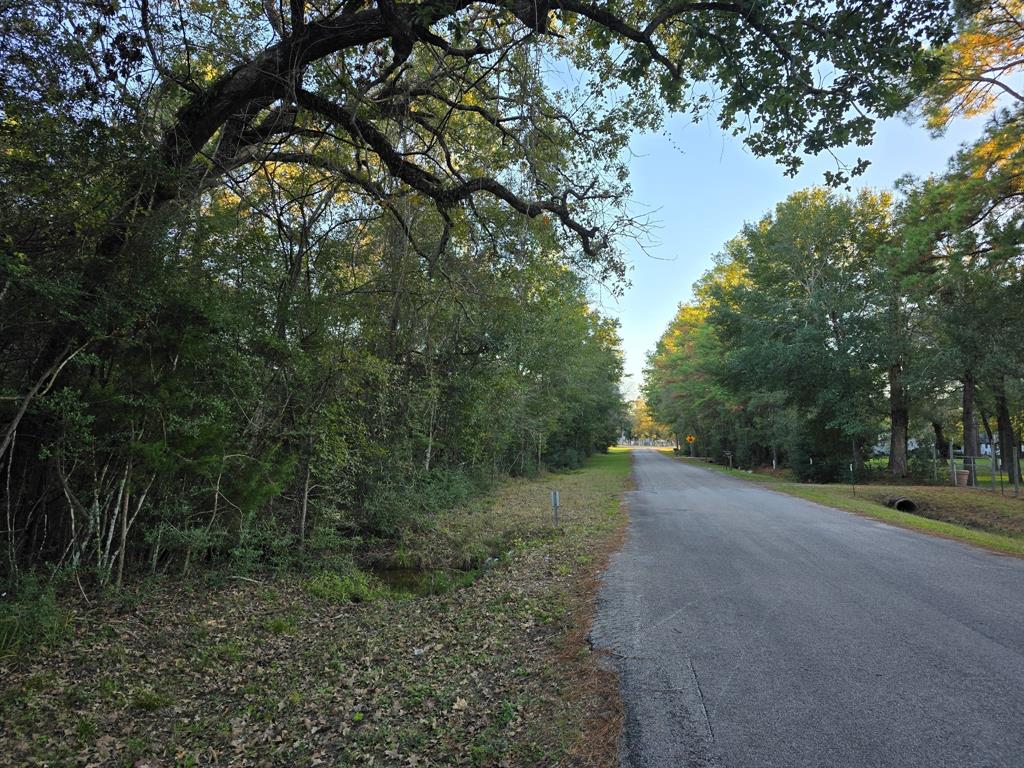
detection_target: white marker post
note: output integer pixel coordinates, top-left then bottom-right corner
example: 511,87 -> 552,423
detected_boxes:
551,490 -> 560,526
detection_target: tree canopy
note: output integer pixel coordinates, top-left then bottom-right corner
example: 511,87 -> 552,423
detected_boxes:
0,0 -> 966,584
646,176 -> 1023,482
645,0 -> 1024,484
4,0 -> 956,268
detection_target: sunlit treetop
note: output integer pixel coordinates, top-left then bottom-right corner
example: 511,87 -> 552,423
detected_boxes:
916,0 -> 1024,133
2,0 -> 958,282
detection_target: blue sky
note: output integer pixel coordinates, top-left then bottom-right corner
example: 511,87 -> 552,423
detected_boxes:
601,112 -> 986,400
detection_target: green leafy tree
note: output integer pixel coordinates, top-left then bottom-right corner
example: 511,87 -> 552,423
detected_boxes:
899,126 -> 1024,482
648,190 -> 919,480
0,0 -> 964,582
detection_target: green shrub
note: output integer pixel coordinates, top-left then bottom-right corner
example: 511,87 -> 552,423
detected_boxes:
0,574 -> 69,657
230,514 -> 297,575
305,527 -> 362,573
907,446 -> 943,482
544,446 -> 585,470
360,467 -> 485,536
785,431 -> 848,483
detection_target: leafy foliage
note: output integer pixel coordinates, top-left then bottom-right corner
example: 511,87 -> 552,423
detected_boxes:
915,0 -> 1024,133
0,0 -> 963,583
646,182 -> 1024,483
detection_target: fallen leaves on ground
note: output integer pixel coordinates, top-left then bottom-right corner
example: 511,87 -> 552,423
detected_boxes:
0,453 -> 631,768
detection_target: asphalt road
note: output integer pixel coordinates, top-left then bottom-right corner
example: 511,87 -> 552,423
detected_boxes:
591,448 -> 1024,768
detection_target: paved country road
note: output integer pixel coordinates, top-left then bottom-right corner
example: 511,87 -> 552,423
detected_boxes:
591,448 -> 1024,768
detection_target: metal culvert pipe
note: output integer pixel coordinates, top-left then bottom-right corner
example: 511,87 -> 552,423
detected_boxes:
885,497 -> 918,513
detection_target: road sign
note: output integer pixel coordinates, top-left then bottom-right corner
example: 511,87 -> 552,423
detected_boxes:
686,434 -> 696,444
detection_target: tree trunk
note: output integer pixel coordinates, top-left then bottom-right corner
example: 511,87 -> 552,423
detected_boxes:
932,421 -> 949,458
981,410 -> 994,449
299,461 -> 311,549
116,477 -> 130,588
994,378 -> 1021,485
888,362 -> 909,479
963,370 -> 979,484
853,436 -> 866,474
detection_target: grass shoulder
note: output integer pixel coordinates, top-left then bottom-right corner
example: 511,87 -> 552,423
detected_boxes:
661,449 -> 1024,557
0,450 -> 631,768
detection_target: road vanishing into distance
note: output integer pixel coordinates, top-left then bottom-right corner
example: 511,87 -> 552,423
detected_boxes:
592,448 -> 1024,768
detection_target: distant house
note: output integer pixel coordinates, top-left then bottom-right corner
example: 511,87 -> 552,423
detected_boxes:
872,436 -> 1023,457
872,438 -> 921,456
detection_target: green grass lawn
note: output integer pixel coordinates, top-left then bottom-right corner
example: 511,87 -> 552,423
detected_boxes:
663,450 -> 1024,557
0,451 -> 632,768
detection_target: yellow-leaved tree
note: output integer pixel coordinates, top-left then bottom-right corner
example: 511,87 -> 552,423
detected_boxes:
918,0 -> 1024,133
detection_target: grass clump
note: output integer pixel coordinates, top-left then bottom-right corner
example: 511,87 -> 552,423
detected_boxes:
130,687 -> 173,711
262,615 -> 298,635
304,569 -> 389,604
